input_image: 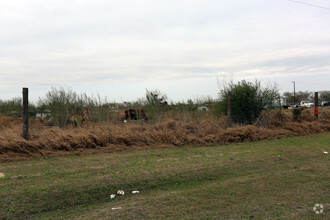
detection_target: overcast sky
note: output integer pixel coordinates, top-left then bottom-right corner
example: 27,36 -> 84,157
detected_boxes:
1,0 -> 329,102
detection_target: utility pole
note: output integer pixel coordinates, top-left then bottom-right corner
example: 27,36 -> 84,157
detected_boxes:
292,81 -> 296,104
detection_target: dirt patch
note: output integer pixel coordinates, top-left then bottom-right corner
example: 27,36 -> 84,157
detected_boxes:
10,173 -> 43,179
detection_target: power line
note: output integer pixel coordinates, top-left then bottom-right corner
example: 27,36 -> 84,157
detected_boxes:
288,0 -> 330,10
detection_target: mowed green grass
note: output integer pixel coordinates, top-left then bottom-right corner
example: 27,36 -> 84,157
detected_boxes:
0,133 -> 329,219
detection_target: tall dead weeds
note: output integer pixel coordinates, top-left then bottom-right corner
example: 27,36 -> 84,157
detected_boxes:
0,108 -> 329,161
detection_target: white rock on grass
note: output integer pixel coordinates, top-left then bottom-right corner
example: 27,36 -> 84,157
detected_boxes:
110,194 -> 116,199
132,191 -> 139,194
117,190 -> 125,195
111,207 -> 122,210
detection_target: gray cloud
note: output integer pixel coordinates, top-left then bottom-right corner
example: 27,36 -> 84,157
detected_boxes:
1,0 -> 330,101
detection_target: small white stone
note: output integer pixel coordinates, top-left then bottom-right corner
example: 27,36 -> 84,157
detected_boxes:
117,190 -> 125,195
110,194 -> 116,199
112,207 -> 122,210
132,190 -> 139,194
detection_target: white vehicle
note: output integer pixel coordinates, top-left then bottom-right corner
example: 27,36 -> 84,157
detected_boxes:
299,101 -> 314,108
321,101 -> 330,106
198,106 -> 209,111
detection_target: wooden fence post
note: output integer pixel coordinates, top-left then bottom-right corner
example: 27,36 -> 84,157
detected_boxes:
278,95 -> 282,121
23,88 -> 29,140
314,92 -> 318,121
227,91 -> 232,127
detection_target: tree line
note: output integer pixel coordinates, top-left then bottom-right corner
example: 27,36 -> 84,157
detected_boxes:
282,91 -> 330,104
0,81 -> 329,126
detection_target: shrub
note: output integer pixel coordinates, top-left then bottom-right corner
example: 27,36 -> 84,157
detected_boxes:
292,107 -> 306,121
0,98 -> 36,118
145,89 -> 168,122
216,80 -> 279,124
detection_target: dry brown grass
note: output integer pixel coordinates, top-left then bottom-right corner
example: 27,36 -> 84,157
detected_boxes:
0,108 -> 329,162
0,115 -> 14,125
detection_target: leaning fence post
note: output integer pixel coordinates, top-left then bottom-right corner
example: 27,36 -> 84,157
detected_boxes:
23,88 -> 29,140
227,91 -> 232,127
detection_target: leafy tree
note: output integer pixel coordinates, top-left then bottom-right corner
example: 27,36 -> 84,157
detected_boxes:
320,91 -> 330,101
145,89 -> 168,110
216,80 -> 279,124
40,87 -> 79,126
0,98 -> 22,116
145,89 -> 168,121
282,91 -> 312,103
40,87 -> 98,126
186,99 -> 197,111
0,98 -> 36,118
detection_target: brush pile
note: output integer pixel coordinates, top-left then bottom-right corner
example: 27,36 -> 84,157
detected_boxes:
0,108 -> 329,161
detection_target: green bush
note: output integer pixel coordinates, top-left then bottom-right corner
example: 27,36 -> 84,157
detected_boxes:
292,107 -> 306,121
216,80 -> 279,124
145,89 -> 168,122
320,91 -> 330,101
0,98 -> 36,118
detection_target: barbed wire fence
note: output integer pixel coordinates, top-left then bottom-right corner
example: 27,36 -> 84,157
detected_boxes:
1,88 -> 328,140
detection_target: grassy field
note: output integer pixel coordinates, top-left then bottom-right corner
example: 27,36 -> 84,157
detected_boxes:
0,133 -> 329,219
